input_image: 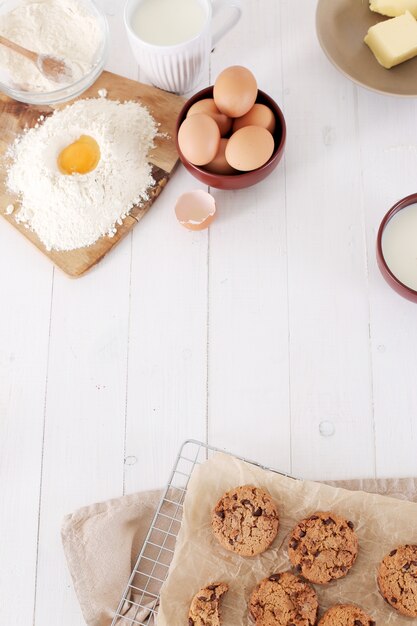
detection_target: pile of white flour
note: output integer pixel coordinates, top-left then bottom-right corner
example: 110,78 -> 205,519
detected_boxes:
0,0 -> 102,92
6,97 -> 158,251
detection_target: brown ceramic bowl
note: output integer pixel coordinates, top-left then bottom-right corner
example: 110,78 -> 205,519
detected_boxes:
175,86 -> 286,190
376,193 -> 417,303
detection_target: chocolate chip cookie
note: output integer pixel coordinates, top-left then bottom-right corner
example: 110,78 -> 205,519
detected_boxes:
249,572 -> 318,626
212,485 -> 279,557
188,582 -> 229,626
377,544 -> 417,617
318,604 -> 376,625
288,511 -> 358,584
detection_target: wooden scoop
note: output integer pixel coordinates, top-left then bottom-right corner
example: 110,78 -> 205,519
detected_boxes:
0,35 -> 73,83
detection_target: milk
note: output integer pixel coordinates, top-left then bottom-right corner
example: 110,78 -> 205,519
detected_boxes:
382,203 -> 417,290
132,0 -> 207,46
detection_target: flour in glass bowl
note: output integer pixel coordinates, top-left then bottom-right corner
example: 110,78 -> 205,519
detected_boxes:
6,97 -> 159,251
0,0 -> 102,92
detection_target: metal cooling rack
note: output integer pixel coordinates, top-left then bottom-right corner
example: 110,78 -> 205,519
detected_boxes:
111,439 -> 292,626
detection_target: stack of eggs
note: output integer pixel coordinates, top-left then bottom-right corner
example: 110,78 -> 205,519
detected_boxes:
177,66 -> 276,175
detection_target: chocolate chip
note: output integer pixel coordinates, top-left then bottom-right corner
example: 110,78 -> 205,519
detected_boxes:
314,550 -> 320,557
340,565 -> 347,572
369,622 -> 376,626
354,621 -> 363,626
347,520 -> 354,529
295,564 -> 302,573
232,494 -> 237,500
252,507 -> 262,517
403,563 -> 410,571
299,530 -> 306,537
268,573 -> 281,581
241,499 -> 251,506
391,597 -> 398,603
323,517 -> 334,525
290,539 -> 299,549
189,619 -> 194,626
207,585 -> 217,590
197,596 -> 206,601
216,510 -> 225,519
389,549 -> 397,557
228,538 -> 234,545
310,515 -> 319,520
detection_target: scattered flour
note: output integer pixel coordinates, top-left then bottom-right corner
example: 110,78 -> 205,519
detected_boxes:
98,88 -> 108,98
6,98 -> 158,251
0,0 -> 102,92
5,204 -> 14,215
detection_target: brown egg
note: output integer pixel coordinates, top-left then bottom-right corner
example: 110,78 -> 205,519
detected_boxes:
233,103 -> 276,134
178,114 -> 220,166
213,66 -> 258,118
225,126 -> 274,172
175,190 -> 216,230
204,139 -> 236,175
186,98 -> 232,136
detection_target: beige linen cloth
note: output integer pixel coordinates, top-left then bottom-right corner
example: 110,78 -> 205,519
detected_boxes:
61,477 -> 417,626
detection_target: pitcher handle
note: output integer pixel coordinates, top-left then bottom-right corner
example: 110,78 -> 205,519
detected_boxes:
211,0 -> 242,48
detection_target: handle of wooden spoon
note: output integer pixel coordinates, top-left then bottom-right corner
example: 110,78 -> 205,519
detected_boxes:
0,35 -> 38,64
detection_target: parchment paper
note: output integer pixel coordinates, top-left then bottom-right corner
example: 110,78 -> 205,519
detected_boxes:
158,453 -> 417,625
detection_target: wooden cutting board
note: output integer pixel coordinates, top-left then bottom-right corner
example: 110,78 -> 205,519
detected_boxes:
0,71 -> 184,277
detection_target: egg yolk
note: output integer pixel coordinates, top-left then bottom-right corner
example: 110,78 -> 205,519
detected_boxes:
58,135 -> 100,175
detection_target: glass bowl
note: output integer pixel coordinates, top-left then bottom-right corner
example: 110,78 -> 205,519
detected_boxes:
0,0 -> 108,105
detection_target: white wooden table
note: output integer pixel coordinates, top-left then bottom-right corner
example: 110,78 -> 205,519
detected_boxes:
2,1 -> 417,624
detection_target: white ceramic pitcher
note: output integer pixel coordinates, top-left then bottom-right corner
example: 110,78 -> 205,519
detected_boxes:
124,0 -> 242,93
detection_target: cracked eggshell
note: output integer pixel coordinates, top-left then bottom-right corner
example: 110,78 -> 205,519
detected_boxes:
175,190 -> 217,231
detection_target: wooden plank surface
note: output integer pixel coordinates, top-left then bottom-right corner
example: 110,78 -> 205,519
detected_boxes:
33,244 -> 131,624
2,2 -> 417,626
123,52 -> 211,496
0,71 -> 184,277
208,0 -> 291,473
281,0 -> 375,481
0,217 -> 53,626
31,40 -> 140,626
357,92 -> 417,479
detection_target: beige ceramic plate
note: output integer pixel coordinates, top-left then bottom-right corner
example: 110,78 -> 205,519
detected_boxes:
316,0 -> 417,96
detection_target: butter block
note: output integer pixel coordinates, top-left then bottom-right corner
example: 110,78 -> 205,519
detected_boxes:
364,11 -> 417,68
370,0 -> 417,18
